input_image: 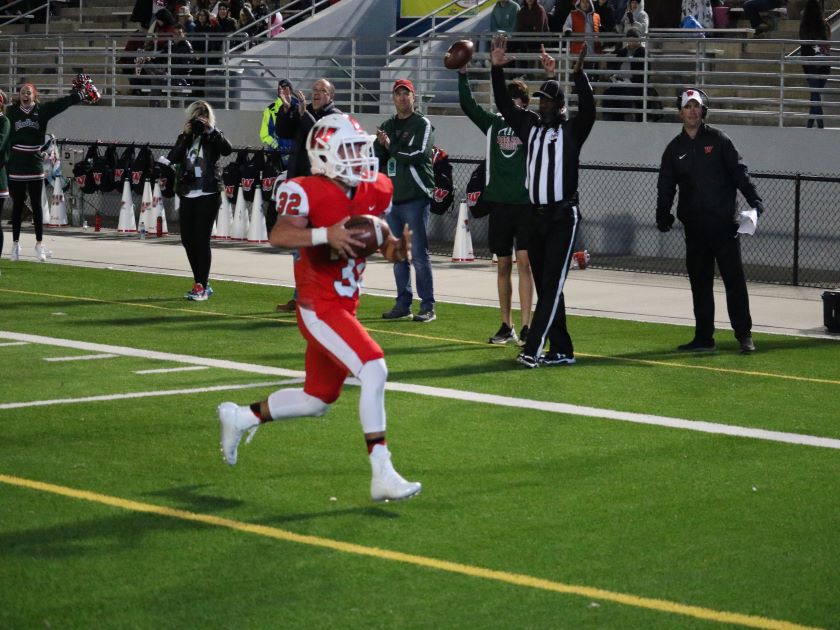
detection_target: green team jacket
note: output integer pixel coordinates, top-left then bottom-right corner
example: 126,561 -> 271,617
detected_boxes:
7,92 -> 82,180
374,110 -> 434,203
458,73 -> 529,205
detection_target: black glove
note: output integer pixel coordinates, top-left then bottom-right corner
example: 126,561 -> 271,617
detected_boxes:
656,214 -> 674,233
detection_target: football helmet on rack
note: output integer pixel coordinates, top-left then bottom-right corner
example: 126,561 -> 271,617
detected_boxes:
72,73 -> 101,104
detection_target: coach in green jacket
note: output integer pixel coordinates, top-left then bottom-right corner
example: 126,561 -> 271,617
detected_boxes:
375,79 -> 437,323
458,66 -> 533,346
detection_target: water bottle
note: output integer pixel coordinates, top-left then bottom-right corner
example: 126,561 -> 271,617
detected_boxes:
94,212 -> 101,232
139,221 -> 146,239
82,220 -> 89,231
156,216 -> 163,237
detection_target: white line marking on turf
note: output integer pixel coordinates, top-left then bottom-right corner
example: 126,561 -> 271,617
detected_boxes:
3,330 -> 839,451
43,353 -> 119,362
0,341 -> 29,347
135,366 -> 210,375
0,379 -> 303,410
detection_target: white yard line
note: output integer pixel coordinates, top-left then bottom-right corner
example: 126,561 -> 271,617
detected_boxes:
0,341 -> 30,347
44,353 -> 119,362
135,366 -> 209,375
0,380 -> 303,410
3,330 -> 839,451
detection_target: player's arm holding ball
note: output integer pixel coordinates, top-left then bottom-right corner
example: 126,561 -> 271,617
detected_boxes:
269,180 -> 366,257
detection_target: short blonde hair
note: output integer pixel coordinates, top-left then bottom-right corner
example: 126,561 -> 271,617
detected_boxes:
185,100 -> 215,127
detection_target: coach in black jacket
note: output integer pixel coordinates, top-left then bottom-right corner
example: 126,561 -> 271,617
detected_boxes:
657,89 -> 764,354
491,36 -> 594,368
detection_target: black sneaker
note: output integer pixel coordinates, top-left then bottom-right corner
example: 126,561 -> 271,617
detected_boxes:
517,325 -> 529,347
738,335 -> 756,354
489,323 -> 518,345
516,351 -> 539,369
677,339 -> 716,352
413,308 -> 436,323
382,306 -> 412,320
540,351 -> 576,366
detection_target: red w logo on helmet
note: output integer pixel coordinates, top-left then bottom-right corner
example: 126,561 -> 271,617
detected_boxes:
241,178 -> 254,191
433,187 -> 449,203
467,191 -> 481,206
310,126 -> 337,148
131,171 -> 142,185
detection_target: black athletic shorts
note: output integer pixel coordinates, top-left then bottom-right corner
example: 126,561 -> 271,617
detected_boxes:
486,201 -> 530,256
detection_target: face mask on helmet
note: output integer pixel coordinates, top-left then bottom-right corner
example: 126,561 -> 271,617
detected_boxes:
306,114 -> 379,187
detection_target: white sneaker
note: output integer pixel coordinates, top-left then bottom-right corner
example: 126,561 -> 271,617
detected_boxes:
35,243 -> 51,262
217,402 -> 260,466
369,444 -> 422,503
10,243 -> 21,261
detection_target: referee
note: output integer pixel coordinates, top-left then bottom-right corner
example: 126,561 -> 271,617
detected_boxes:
490,37 -> 595,368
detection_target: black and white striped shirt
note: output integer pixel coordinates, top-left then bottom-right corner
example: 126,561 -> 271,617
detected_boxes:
491,67 -> 595,206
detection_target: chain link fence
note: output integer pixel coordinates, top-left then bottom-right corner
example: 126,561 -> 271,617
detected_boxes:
39,141 -> 839,289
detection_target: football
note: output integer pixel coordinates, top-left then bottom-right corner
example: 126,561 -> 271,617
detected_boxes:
444,39 -> 474,70
345,214 -> 390,258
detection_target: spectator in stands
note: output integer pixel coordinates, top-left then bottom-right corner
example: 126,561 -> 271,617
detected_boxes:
160,100 -> 232,301
455,62 -> 534,345
237,3 -> 258,46
595,0 -> 617,36
539,0 -> 556,14
516,0 -> 550,56
0,90 -> 8,259
131,0 -> 167,28
492,0 -> 520,32
681,0 -> 713,29
563,0 -> 601,55
619,0 -> 648,35
799,0 -> 831,129
177,5 -> 196,31
170,24 -> 195,87
548,0 -> 574,32
744,0 -> 786,33
375,79 -> 437,323
603,27 -> 647,120
278,78 -> 342,313
214,1 -> 238,32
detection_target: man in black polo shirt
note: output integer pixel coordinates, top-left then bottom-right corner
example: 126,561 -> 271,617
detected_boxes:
490,36 -> 595,368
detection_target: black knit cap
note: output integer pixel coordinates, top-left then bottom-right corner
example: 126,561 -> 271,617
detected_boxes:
534,80 -> 565,102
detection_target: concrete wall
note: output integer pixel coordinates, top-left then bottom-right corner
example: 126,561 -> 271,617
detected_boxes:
230,0 -> 398,112
48,106 -> 839,175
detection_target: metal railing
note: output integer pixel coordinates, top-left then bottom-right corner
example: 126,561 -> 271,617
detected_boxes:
0,31 -> 838,126
47,140 -> 840,289
0,0 -> 65,35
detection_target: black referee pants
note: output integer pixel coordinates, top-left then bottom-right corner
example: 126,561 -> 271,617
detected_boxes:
179,193 -> 220,288
684,227 -> 752,342
523,203 -> 580,359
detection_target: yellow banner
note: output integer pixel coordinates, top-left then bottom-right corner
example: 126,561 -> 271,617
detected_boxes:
400,0 -> 480,18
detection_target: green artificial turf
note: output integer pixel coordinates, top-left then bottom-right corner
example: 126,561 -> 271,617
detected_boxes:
1,260 -> 838,629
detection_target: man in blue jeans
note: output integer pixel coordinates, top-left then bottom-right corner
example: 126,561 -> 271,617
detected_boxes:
375,79 -> 437,323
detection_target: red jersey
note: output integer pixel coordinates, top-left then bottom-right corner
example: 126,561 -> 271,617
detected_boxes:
275,173 -> 393,311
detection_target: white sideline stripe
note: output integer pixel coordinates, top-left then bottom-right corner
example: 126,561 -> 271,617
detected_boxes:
44,353 -> 119,362
0,341 -> 29,347
135,366 -> 210,375
3,330 -> 839,451
0,379 -> 303,410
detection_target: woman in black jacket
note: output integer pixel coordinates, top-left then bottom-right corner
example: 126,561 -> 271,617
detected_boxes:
799,0 -> 831,129
161,100 -> 232,300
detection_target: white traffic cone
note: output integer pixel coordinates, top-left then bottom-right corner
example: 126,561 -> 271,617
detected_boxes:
214,194 -> 232,239
451,202 -> 475,262
246,186 -> 268,243
117,180 -> 136,232
230,187 -> 248,240
49,177 -> 68,226
139,180 -> 154,233
152,181 -> 169,235
41,180 -> 54,226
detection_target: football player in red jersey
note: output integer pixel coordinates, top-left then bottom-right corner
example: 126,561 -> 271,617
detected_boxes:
217,114 -> 421,503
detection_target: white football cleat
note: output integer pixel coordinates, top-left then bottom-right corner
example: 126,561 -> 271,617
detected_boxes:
10,243 -> 21,261
35,243 -> 52,262
217,402 -> 260,466
369,444 -> 422,503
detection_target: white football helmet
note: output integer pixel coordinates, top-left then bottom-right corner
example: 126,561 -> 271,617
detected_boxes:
306,113 -> 379,187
